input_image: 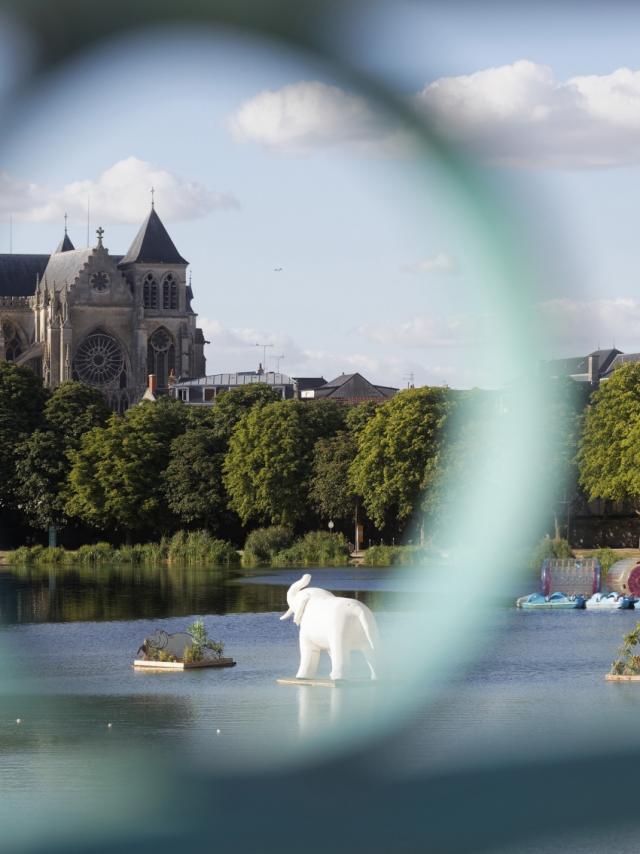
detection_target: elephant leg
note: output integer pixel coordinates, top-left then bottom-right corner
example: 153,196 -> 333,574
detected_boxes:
363,647 -> 378,681
296,638 -> 320,679
329,624 -> 348,681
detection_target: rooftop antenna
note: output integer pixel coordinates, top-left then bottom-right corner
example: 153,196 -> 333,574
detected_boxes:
255,342 -> 274,372
275,354 -> 285,373
403,371 -> 415,389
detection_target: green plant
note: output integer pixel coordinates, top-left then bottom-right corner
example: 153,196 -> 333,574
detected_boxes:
272,531 -> 349,567
147,647 -> 177,663
610,624 -> 640,675
527,536 -> 573,573
183,643 -> 203,664
591,547 -> 617,576
187,619 -> 224,660
243,526 -> 294,566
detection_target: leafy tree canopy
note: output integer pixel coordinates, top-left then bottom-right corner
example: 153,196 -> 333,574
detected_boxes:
165,427 -> 228,530
309,431 -> 358,523
209,385 -> 281,442
223,400 -> 345,526
349,387 -> 452,531
43,381 -> 111,445
578,363 -> 640,509
65,398 -> 189,536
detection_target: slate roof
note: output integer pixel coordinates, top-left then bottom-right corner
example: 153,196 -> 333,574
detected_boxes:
41,248 -> 93,291
544,348 -> 621,380
292,377 -> 327,391
603,352 -> 640,377
55,232 -> 75,253
314,373 -> 398,400
0,254 -> 49,297
120,208 -> 187,266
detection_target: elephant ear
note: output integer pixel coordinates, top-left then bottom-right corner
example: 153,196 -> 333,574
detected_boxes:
293,591 -> 311,626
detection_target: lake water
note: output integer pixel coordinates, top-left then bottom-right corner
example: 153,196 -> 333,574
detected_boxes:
2,563 -> 640,852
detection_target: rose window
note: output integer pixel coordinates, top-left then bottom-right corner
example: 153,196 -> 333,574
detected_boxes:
90,271 -> 110,292
74,333 -> 124,386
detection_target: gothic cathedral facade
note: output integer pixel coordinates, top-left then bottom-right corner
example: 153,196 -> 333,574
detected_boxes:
0,206 -> 206,410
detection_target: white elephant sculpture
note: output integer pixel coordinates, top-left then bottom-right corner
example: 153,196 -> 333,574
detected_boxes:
280,573 -> 380,681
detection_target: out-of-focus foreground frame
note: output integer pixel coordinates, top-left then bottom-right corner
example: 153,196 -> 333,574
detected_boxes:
1,1 -> 638,852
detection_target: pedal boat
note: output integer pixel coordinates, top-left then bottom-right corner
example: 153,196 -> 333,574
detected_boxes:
517,592 -> 586,609
585,592 -> 634,610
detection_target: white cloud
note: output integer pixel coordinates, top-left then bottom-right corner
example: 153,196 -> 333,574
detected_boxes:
538,297 -> 640,351
401,252 -> 456,275
357,314 -> 486,349
0,157 -> 239,223
417,60 -> 640,168
229,80 -> 397,154
230,63 -> 640,167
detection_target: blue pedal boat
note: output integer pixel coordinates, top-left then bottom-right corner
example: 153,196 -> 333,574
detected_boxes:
517,592 -> 586,610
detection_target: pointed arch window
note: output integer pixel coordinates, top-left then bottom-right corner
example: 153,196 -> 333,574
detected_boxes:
143,273 -> 158,309
3,321 -> 23,362
147,327 -> 176,391
163,273 -> 179,310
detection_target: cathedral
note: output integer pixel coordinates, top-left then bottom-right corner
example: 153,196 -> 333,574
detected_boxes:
0,205 -> 206,410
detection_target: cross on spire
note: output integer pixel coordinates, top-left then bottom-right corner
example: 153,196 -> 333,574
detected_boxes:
151,186 -> 155,209
96,226 -> 104,246
64,212 -> 68,235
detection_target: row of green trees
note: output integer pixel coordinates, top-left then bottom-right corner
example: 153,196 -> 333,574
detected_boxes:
0,362 -> 470,545
6,355 -> 635,548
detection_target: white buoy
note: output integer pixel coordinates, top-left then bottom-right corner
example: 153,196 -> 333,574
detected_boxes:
216,728 -> 221,735
107,723 -> 112,729
16,718 -> 21,725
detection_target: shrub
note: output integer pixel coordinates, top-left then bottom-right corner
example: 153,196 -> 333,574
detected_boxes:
592,547 -> 617,576
186,619 -> 224,661
243,526 -> 294,566
527,536 -> 573,573
8,546 -> 34,565
273,531 -> 349,567
168,531 -> 239,566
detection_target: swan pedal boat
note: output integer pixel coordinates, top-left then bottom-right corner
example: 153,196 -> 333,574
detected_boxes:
585,592 -> 634,610
517,592 -> 586,609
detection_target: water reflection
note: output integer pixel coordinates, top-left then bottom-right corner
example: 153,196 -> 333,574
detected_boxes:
0,564 -> 397,625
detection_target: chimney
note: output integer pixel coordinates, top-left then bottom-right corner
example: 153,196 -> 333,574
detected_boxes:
257,362 -> 264,376
587,353 -> 599,386
148,373 -> 157,395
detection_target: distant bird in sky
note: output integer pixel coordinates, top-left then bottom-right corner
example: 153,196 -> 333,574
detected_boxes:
274,267 -> 283,271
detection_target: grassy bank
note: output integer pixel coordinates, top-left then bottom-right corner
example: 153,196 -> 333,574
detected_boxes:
361,544 -> 433,566
242,528 -> 349,568
7,530 -> 240,568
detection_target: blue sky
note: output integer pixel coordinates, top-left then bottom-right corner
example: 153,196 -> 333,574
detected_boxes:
3,2 -> 640,388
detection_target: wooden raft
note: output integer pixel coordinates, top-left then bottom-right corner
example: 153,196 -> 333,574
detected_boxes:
133,657 -> 236,671
605,673 -> 640,682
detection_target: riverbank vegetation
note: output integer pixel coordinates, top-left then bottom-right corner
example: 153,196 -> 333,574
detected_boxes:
5,358 -> 640,560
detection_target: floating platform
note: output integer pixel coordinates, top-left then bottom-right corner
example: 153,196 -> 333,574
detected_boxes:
133,657 -> 236,671
605,673 -> 640,682
276,677 -> 376,688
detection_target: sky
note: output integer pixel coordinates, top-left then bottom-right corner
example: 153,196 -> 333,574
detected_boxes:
3,2 -> 640,388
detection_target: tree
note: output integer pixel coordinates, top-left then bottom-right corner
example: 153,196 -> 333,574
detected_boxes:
209,385 -> 281,442
65,398 -> 189,538
12,382 -> 112,533
43,381 -> 111,443
349,387 -> 452,533
0,362 -> 48,512
13,430 -> 69,531
164,427 -> 228,530
223,400 -> 345,526
578,363 -> 640,511
309,431 -> 358,523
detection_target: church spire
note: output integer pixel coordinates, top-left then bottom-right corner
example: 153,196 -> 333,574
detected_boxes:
55,215 -> 75,253
120,205 -> 188,265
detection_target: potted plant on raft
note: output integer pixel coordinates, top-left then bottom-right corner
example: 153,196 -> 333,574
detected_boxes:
183,619 -> 225,664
